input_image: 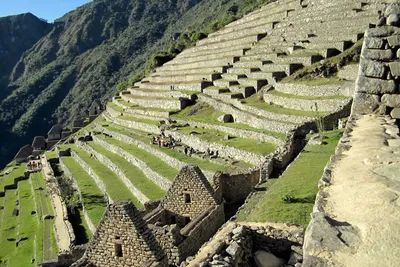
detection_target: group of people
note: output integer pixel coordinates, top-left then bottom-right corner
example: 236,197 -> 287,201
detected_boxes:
151,132 -> 177,149
183,146 -> 195,156
206,148 -> 219,158
27,161 -> 42,171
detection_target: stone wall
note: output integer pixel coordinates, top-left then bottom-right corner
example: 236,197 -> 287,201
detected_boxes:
352,17 -> 400,116
40,245 -> 86,267
59,158 -> 97,234
173,118 -> 285,146
113,98 -> 170,118
120,94 -> 185,110
185,222 -> 304,267
70,149 -> 112,203
94,124 -> 215,180
76,141 -> 150,204
214,168 -> 260,204
103,113 -> 160,134
91,134 -> 171,191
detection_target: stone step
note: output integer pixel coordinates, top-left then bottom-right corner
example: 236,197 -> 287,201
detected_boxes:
127,88 -> 193,99
246,71 -> 287,83
214,79 -> 240,88
197,22 -> 273,46
112,100 -> 171,119
212,93 -> 245,101
228,86 -> 257,98
191,34 -> 265,52
273,83 -> 350,97
138,81 -> 212,92
121,94 -> 190,110
259,63 -> 303,75
234,59 -> 276,68
159,56 -> 239,71
173,47 -> 248,62
238,78 -> 268,91
154,66 -> 230,76
148,73 -> 221,83
227,67 -> 261,75
263,91 -> 351,112
203,86 -> 230,96
221,73 -> 247,80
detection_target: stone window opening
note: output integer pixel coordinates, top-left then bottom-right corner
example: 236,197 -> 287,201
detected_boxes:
115,237 -> 123,257
184,193 -> 191,203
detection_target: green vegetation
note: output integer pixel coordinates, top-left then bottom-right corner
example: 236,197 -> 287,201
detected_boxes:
242,93 -> 327,117
235,129 -> 343,226
87,142 -> 165,200
106,125 -> 234,173
175,126 -> 276,155
0,162 -> 26,192
267,89 -> 349,100
45,151 -> 58,160
99,137 -> 178,181
60,157 -> 106,226
67,145 -> 143,208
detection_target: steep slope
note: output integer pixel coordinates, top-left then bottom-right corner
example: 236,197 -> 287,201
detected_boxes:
0,0 -> 267,168
0,13 -> 52,97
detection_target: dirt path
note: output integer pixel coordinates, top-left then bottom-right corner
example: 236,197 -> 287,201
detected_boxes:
41,157 -> 71,252
322,115 -> 400,266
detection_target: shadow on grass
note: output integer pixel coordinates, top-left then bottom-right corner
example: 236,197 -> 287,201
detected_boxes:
68,208 -> 89,245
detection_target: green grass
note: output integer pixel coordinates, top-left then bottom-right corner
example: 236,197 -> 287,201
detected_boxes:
87,142 -> 166,200
242,93 -> 326,117
117,100 -> 178,112
45,151 -> 58,160
175,126 -> 276,156
117,115 -> 161,126
99,137 -> 178,181
268,89 -> 349,100
171,102 -> 286,139
107,102 -> 124,112
68,145 -> 143,208
235,129 -> 343,226
61,157 -> 107,226
106,125 -> 234,173
0,163 -> 26,192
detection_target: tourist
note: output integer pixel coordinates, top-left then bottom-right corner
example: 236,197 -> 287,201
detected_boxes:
184,146 -> 188,155
158,139 -> 161,147
215,150 -> 219,158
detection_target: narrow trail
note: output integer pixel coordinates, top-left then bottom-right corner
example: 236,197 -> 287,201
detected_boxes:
323,115 -> 400,266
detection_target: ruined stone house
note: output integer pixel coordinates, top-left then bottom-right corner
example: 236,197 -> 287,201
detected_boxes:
14,144 -> 33,163
73,165 -> 225,267
88,100 -> 103,119
32,136 -> 46,151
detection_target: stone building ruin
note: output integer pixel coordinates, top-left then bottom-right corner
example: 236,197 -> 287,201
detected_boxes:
73,165 -> 225,267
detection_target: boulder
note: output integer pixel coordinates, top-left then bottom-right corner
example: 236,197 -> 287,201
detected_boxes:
254,251 -> 285,267
387,14 -> 400,26
385,3 -> 400,17
390,108 -> 400,119
226,241 -> 241,257
356,76 -> 397,94
360,59 -> 386,78
363,49 -> 394,61
382,94 -> 400,108
377,16 -> 387,27
218,114 -> 234,123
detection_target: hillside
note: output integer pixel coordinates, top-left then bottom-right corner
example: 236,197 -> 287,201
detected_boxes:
0,0 -> 269,168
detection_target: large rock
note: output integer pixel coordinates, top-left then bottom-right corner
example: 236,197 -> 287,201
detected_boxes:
391,108 -> 400,119
218,114 -> 234,123
385,3 -> 400,17
389,62 -> 400,77
363,49 -> 394,61
357,76 -> 397,94
387,14 -> 400,27
365,37 -> 385,49
386,35 -> 400,48
226,241 -> 241,257
366,26 -> 400,37
254,251 -> 285,267
381,94 -> 400,107
338,65 -> 359,81
360,59 -> 386,78
352,92 -> 380,114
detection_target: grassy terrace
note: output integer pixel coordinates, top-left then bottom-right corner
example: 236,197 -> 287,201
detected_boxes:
117,115 -> 161,126
0,162 -> 26,192
172,102 -> 287,139
87,141 -> 166,200
31,172 -> 57,261
96,136 -> 178,181
235,129 -> 342,226
267,89 -> 349,100
61,157 -> 107,226
105,125 -> 234,173
175,126 -> 276,155
242,93 -> 327,117
63,145 -> 143,208
45,151 -> 58,160
116,100 -> 178,112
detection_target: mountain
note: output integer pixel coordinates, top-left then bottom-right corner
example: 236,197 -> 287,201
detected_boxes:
0,0 -> 268,168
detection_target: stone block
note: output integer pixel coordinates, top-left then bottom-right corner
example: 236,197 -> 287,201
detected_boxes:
388,139 -> 400,147
254,251 -> 285,267
357,76 -> 397,94
366,26 -> 400,38
363,49 -> 394,61
352,92 -> 380,114
389,62 -> 400,77
365,37 -> 385,49
385,3 -> 400,17
388,14 -> 400,27
382,94 -> 400,107
360,59 -> 387,78
390,108 -> 400,119
387,35 -> 400,48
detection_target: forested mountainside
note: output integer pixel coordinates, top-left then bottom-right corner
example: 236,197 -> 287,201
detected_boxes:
0,0 -> 269,168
